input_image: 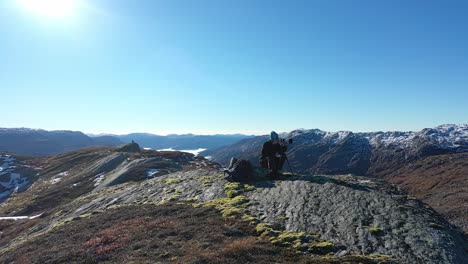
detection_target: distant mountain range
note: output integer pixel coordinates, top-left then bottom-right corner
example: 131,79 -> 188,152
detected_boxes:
0,128 -> 122,156
206,124 -> 468,175
0,128 -> 253,156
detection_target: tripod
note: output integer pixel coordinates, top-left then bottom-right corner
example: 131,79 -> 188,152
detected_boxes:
283,153 -> 294,175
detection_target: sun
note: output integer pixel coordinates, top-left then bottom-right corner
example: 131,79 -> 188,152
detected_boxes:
17,0 -> 81,20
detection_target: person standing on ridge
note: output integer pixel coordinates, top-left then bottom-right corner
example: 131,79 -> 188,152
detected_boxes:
260,131 -> 287,178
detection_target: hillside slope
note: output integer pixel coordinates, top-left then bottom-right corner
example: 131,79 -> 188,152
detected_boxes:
0,147 -> 466,263
381,153 -> 468,233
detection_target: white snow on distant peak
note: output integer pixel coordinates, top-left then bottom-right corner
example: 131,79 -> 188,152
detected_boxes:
425,124 -> 468,149
363,124 -> 468,149
93,173 -> 106,186
366,132 -> 416,148
288,129 -> 325,138
146,169 -> 159,178
57,171 -> 69,177
323,131 -> 352,143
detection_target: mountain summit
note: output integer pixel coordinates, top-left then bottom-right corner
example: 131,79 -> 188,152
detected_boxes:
0,144 -> 467,263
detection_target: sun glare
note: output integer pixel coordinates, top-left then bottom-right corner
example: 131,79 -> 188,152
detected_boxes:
17,0 -> 81,20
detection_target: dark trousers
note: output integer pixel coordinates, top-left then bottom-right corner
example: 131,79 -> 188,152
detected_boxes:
267,155 -> 285,175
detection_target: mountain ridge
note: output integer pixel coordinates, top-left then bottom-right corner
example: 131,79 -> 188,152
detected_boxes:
205,124 -> 468,170
0,146 -> 467,263
0,128 -> 253,157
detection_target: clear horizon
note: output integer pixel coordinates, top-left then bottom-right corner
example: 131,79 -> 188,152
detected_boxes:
1,0 -> 467,134
1,123 -> 466,136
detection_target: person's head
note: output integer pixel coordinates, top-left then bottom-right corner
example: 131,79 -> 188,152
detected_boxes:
270,131 -> 279,143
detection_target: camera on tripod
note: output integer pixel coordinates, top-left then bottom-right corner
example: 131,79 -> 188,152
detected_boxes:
280,138 -> 293,145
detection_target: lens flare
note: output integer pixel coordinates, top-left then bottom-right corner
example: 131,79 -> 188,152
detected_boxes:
17,0 -> 81,20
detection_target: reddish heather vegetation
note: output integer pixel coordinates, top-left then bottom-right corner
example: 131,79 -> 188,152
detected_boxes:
0,203 -> 389,264
383,153 -> 468,233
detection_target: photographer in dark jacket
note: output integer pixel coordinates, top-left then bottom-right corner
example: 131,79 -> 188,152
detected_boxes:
261,131 -> 287,178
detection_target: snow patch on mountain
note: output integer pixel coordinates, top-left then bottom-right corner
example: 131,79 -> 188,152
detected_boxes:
0,155 -> 30,201
363,124 -> 468,150
425,124 -> 468,149
146,169 -> 159,178
287,129 -> 325,141
365,132 -> 416,148
323,131 -> 352,144
0,213 -> 43,220
49,171 -> 69,185
93,173 -> 106,186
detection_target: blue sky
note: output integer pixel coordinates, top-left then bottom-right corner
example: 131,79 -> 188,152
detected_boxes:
0,0 -> 467,135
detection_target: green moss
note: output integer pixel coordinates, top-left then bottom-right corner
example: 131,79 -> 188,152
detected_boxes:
183,197 -> 198,203
52,210 -> 63,217
270,231 -> 306,248
165,188 -> 175,194
224,182 -> 242,191
51,218 -> 73,229
255,223 -> 274,234
223,183 -> 255,198
309,241 -> 334,254
241,215 -> 257,225
368,254 -> 392,261
254,222 -> 329,254
197,175 -> 220,182
164,178 -> 183,184
78,213 -> 93,219
224,182 -> 255,192
200,195 -> 249,218
276,214 -> 288,220
167,190 -> 183,201
108,204 -> 126,210
195,175 -> 223,187
312,241 -> 333,248
368,226 -> 384,235
194,181 -> 256,218
226,190 -> 239,198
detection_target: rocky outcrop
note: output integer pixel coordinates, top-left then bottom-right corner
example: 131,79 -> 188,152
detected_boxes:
117,141 -> 141,153
247,175 -> 467,264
